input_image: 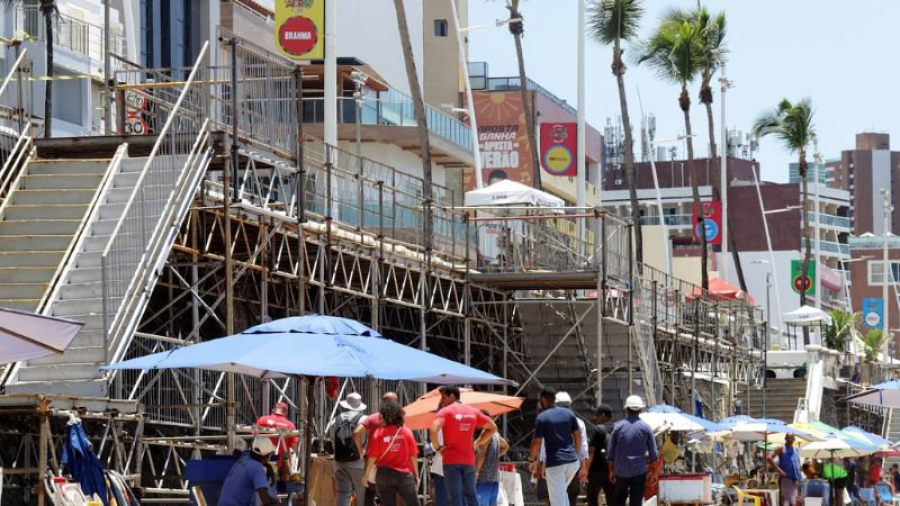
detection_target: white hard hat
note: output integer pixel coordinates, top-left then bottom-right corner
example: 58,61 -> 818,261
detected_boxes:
555,392 -> 573,406
624,395 -> 645,410
252,436 -> 277,456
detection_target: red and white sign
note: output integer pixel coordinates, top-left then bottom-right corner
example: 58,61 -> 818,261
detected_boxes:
278,16 -> 319,57
691,201 -> 723,245
540,122 -> 577,177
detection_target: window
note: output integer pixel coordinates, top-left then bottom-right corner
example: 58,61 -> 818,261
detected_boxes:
868,260 -> 900,285
434,19 -> 449,37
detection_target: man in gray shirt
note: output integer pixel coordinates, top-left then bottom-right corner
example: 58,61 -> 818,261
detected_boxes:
607,396 -> 657,506
328,392 -> 368,506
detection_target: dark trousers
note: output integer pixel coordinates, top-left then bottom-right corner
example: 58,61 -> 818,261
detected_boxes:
612,474 -> 646,506
586,473 -> 614,506
365,486 -> 377,506
444,464 -> 479,506
376,467 -> 420,506
433,473 -> 450,506
567,473 -> 581,506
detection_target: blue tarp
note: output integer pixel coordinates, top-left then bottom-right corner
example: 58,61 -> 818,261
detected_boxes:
104,315 -> 514,385
61,420 -> 108,505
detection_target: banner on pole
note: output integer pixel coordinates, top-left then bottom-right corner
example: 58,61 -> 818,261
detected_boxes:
540,122 -> 577,177
691,201 -> 722,245
863,298 -> 884,329
790,259 -> 817,296
275,0 -> 325,61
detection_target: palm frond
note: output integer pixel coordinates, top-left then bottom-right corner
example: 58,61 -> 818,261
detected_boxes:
587,0 -> 644,46
753,98 -> 817,156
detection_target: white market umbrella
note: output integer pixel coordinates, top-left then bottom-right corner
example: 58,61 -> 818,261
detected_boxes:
844,379 -> 900,409
783,305 -> 833,327
0,307 -> 84,363
799,438 -> 877,459
464,179 -> 565,208
727,421 -> 821,444
640,412 -> 706,433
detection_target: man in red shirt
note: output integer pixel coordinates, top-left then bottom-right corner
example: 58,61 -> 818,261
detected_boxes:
430,385 -> 498,506
255,402 -> 299,468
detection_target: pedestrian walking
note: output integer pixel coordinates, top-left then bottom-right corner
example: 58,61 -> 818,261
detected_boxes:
364,402 -> 420,506
586,404 -> 615,506
553,392 -> 588,506
765,433 -> 801,506
354,391 -> 399,506
326,392 -> 368,506
607,396 -> 657,506
430,385 -> 498,506
475,410 -> 510,506
529,387 -> 585,506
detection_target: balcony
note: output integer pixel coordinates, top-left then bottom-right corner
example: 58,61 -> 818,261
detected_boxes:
640,214 -> 693,226
809,212 -> 851,229
802,238 -> 849,256
16,6 -> 126,71
303,91 -> 474,167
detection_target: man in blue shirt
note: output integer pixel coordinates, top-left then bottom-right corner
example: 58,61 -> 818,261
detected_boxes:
529,387 -> 585,506
219,437 -> 284,506
608,396 -> 657,506
766,433 -> 801,506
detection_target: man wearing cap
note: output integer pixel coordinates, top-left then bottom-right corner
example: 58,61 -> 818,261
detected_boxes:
586,405 -> 615,506
529,387 -> 585,506
538,392 -> 589,506
327,392 -> 368,506
607,396 -> 657,506
255,401 -> 299,479
218,436 -> 285,506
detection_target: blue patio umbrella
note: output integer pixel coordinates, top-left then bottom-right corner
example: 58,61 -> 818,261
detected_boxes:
843,379 -> 900,408
648,405 -> 725,432
61,419 -> 107,505
717,415 -> 756,428
842,425 -> 894,448
103,315 -> 514,385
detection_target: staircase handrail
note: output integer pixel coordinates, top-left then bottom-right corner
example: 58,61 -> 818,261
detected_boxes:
101,41 -> 210,364
0,48 -> 32,206
632,280 -> 661,405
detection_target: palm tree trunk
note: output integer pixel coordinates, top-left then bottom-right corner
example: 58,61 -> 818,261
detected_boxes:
41,0 -> 54,138
392,0 -> 433,250
800,151 -> 812,345
509,7 -> 541,190
614,45 -> 642,270
682,87 -> 708,290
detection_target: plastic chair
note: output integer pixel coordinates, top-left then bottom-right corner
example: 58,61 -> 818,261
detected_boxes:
733,486 -> 762,506
860,488 -> 877,506
874,483 -> 898,506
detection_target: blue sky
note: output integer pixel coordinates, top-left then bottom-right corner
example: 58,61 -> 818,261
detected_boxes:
467,0 -> 899,183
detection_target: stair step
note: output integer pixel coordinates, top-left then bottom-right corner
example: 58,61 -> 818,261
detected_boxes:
0,298 -> 40,311
11,189 -> 94,205
0,267 -> 56,283
4,378 -> 108,397
88,218 -> 117,236
15,362 -> 105,382
67,267 -> 102,283
50,297 -> 104,317
0,251 -> 64,267
18,174 -> 104,190
25,160 -> 110,175
0,283 -> 49,299
59,281 -> 105,300
0,219 -> 81,235
98,203 -> 127,220
112,171 -> 140,188
120,158 -> 147,173
2,204 -> 89,221
0,235 -> 73,252
28,345 -> 107,365
50,313 -> 104,330
75,252 -> 102,268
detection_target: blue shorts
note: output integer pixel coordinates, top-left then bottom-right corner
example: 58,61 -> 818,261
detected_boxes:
476,482 -> 499,506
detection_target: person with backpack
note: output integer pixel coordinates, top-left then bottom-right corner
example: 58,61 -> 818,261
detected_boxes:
328,392 -> 368,506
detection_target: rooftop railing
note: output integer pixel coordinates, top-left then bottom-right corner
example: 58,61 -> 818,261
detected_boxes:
16,6 -> 127,67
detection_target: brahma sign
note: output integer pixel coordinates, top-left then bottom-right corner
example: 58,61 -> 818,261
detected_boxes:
275,0 -> 324,60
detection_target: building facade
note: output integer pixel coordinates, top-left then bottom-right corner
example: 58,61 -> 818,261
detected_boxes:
829,133 -> 900,236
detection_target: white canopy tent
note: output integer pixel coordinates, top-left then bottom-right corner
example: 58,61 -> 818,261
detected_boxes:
783,305 -> 833,327
464,179 -> 564,208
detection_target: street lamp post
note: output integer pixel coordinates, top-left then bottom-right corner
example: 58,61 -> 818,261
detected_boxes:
752,259 -> 772,418
751,166 -> 786,346
883,188 -> 893,360
648,135 -> 696,282
716,51 -> 732,284
351,71 -> 368,228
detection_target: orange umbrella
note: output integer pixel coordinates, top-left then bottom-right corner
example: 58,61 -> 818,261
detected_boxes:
402,388 -> 524,430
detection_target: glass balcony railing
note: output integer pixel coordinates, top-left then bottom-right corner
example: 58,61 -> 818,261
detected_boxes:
303,92 -> 473,153
803,238 -> 849,255
640,214 -> 693,226
809,212 -> 851,229
17,6 -> 127,65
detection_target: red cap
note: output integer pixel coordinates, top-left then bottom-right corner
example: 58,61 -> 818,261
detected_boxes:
275,401 -> 289,412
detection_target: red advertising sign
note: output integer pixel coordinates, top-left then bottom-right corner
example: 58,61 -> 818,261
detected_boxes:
691,201 -> 723,245
540,122 -> 577,177
278,16 -> 319,57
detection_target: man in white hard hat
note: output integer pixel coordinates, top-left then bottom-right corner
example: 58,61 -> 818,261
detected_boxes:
218,436 -> 285,506
607,396 -> 657,506
528,387 -> 585,506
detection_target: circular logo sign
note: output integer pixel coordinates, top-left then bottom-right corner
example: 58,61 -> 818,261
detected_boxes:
694,218 -> 719,242
543,145 -> 573,175
278,16 -> 318,57
865,311 -> 882,327
792,274 -> 812,293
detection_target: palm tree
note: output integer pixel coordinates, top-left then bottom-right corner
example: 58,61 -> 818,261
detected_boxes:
637,21 -> 708,289
391,0 -> 434,249
753,99 -> 816,331
40,0 -> 56,138
823,309 -> 858,352
588,0 -> 644,268
503,0 -> 542,190
861,329 -> 887,381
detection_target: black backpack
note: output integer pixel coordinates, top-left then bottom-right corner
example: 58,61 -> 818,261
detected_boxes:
333,412 -> 364,462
